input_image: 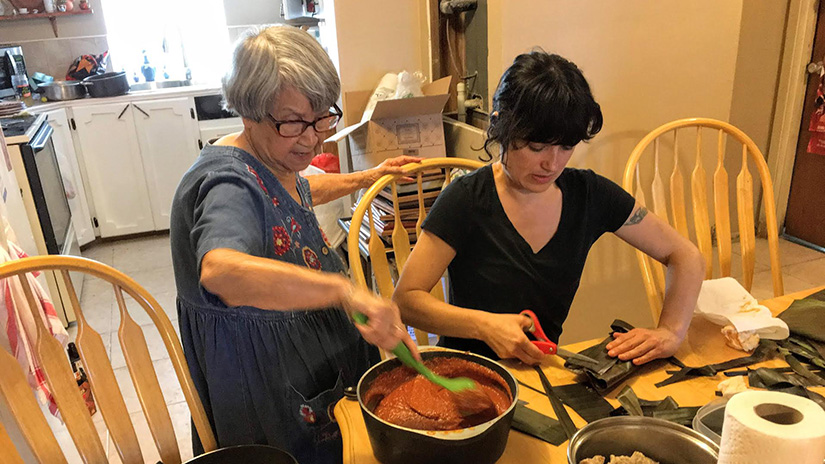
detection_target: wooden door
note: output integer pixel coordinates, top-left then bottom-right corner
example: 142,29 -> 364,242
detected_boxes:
132,97 -> 200,230
73,103 -> 155,237
786,1 -> 825,248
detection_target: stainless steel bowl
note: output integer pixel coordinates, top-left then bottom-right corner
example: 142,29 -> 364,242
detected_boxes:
39,81 -> 87,101
567,416 -> 719,464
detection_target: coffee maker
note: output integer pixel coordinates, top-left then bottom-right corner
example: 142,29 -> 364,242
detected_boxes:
0,45 -> 27,99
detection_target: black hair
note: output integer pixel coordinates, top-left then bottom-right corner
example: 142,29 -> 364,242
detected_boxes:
482,50 -> 603,160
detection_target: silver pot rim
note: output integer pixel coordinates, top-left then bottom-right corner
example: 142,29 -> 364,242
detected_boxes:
356,347 -> 519,440
567,415 -> 720,464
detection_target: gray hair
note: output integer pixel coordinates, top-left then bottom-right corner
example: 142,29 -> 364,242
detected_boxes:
222,25 -> 340,122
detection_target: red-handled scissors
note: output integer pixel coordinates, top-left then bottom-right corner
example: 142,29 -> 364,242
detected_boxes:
520,309 -> 598,365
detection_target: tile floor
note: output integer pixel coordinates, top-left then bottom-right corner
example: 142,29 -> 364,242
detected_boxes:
43,233 -> 824,463
46,232 -> 190,464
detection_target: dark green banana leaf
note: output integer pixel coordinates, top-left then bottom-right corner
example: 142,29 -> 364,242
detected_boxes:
778,289 -> 825,343
608,386 -> 700,427
511,402 -> 567,446
655,341 -> 774,387
565,319 -> 671,393
617,385 -> 644,416
748,367 -> 825,411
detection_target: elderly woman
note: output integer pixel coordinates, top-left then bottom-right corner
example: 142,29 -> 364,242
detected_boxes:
394,50 -> 705,367
170,26 -> 419,463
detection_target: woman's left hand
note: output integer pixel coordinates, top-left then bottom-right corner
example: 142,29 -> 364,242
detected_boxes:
363,156 -> 423,185
605,327 -> 681,365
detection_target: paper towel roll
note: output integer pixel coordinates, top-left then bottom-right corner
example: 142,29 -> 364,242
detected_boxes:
718,390 -> 825,464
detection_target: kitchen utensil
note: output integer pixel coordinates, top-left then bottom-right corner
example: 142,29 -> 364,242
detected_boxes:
39,80 -> 86,101
82,71 -> 130,98
534,365 -> 577,440
356,348 -> 518,464
567,416 -> 719,464
351,312 -> 477,394
520,310 -> 599,365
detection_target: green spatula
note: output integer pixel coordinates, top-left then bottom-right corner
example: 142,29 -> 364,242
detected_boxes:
352,312 -> 494,414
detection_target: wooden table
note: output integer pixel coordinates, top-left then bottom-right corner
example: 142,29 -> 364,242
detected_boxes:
334,286 -> 825,463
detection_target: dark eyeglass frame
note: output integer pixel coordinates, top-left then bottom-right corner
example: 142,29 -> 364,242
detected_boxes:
266,103 -> 343,138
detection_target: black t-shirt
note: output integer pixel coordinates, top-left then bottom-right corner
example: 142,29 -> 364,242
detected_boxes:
421,164 -> 636,359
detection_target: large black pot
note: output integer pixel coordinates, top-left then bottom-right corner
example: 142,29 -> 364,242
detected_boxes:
83,71 -> 130,97
356,349 -> 518,464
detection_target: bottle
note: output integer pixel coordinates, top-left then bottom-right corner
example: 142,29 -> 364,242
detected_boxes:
67,342 -> 97,415
140,51 -> 156,82
11,72 -> 33,105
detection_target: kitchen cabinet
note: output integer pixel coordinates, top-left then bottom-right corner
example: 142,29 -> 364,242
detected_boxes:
71,97 -> 200,237
72,102 -> 155,237
43,108 -> 95,246
132,97 -> 200,230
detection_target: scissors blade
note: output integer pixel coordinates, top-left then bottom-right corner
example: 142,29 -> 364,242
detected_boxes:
556,347 -> 599,366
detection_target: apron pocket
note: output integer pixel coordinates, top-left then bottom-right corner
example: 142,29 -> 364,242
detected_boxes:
285,369 -> 345,461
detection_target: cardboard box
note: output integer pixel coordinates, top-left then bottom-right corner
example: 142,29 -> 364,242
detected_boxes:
326,76 -> 451,171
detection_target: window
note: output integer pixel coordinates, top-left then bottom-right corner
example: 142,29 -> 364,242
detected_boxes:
101,0 -> 231,85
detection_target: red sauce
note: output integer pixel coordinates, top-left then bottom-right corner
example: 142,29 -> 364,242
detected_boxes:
363,357 -> 512,431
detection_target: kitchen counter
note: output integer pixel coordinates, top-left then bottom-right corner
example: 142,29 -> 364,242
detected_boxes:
335,286 -> 825,463
24,83 -> 224,112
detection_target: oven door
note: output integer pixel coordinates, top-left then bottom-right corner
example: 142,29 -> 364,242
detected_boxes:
20,122 -> 73,255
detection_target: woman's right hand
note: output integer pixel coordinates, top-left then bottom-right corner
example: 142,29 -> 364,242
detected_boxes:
478,313 -> 545,365
342,287 -> 421,359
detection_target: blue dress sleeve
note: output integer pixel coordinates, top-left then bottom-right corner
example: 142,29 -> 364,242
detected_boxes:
190,168 -> 268,305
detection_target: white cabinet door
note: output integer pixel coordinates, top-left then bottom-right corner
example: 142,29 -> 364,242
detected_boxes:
73,103 -> 155,237
44,108 -> 96,246
132,97 -> 200,230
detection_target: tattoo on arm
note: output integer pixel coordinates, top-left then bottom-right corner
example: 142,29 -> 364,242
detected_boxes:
624,206 -> 648,226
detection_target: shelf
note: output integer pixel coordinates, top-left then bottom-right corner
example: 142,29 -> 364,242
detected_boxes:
0,9 -> 93,38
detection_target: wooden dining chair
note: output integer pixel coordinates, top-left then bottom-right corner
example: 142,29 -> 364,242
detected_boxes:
623,118 -> 784,324
348,157 -> 485,347
0,255 -> 216,464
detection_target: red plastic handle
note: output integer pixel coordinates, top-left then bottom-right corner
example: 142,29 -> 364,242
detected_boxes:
521,309 -> 551,342
531,340 -> 558,355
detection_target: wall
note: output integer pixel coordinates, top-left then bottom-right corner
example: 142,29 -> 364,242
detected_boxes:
2,0 -> 109,80
0,0 -> 107,41
333,0 -> 427,103
487,1 -> 785,343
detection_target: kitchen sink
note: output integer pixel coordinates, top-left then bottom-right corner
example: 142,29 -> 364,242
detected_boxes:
130,80 -> 192,91
156,79 -> 191,89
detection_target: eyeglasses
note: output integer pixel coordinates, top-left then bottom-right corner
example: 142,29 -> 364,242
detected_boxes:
266,103 -> 343,137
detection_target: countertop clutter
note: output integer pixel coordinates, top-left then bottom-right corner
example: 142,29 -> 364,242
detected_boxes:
336,287 -> 825,464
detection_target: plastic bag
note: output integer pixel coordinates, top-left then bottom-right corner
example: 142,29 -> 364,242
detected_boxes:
361,73 -> 398,122
65,51 -> 109,81
394,71 -> 425,99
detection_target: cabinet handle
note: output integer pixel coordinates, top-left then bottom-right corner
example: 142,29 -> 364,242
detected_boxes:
190,108 -> 196,119
70,118 -> 76,130
117,105 -> 129,120
198,139 -> 203,149
133,104 -> 150,118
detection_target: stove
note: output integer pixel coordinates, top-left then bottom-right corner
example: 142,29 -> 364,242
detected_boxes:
1,115 -> 39,138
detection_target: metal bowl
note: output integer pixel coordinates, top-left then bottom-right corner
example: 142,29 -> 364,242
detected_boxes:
39,81 -> 87,101
567,416 -> 719,464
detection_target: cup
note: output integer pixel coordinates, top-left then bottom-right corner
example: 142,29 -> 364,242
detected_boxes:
18,7 -> 28,14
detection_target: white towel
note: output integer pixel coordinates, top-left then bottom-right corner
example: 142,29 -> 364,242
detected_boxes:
0,241 -> 68,417
695,277 -> 789,340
